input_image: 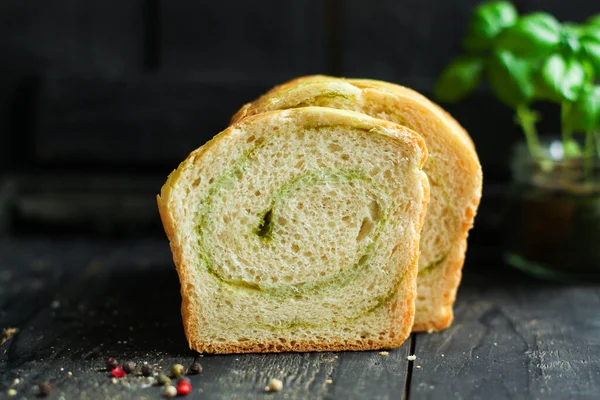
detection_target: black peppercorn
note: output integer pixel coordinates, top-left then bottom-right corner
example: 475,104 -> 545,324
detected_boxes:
188,362 -> 203,375
39,382 -> 52,397
141,364 -> 153,377
106,357 -> 119,370
122,361 -> 137,374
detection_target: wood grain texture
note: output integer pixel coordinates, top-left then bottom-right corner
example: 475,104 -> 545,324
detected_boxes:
409,261 -> 600,400
3,240 -> 600,399
0,239 -> 412,399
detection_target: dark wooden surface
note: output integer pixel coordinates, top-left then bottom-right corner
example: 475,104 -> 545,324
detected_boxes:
1,240 -> 599,399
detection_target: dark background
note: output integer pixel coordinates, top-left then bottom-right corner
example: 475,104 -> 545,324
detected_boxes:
0,0 -> 596,236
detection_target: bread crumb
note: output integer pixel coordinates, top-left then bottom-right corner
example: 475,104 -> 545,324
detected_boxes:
111,378 -> 118,384
427,328 -> 434,334
325,379 -> 333,384
416,365 -> 422,369
265,378 -> 283,392
407,355 -> 416,361
379,351 -> 389,356
7,389 -> 17,397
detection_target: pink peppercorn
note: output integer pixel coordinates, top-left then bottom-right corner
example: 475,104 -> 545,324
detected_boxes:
111,365 -> 126,378
177,380 -> 192,395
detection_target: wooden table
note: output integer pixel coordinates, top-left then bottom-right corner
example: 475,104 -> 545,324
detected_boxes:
1,239 -> 599,399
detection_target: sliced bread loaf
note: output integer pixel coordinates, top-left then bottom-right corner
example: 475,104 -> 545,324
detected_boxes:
158,107 -> 430,353
231,76 -> 483,332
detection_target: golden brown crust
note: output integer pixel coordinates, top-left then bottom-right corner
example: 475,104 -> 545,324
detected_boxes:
189,336 -> 404,354
158,107 -> 429,353
229,75 -> 483,333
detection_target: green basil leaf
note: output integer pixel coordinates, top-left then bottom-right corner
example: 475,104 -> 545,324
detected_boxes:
563,22 -> 584,39
496,13 -> 561,58
560,25 -> 582,55
434,56 -> 484,102
463,1 -> 518,52
582,39 -> 600,78
571,85 -> 600,132
487,51 -> 535,108
540,54 -> 586,101
562,139 -> 582,158
587,14 -> 600,27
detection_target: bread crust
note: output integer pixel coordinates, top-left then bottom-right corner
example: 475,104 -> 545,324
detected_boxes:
158,107 -> 429,353
230,76 -> 483,333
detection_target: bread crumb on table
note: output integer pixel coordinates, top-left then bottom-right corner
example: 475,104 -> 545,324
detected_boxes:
325,379 -> 333,384
407,354 -> 416,361
379,351 -> 389,356
265,378 -> 283,392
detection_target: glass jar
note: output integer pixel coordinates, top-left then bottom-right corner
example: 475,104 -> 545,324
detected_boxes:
504,139 -> 600,282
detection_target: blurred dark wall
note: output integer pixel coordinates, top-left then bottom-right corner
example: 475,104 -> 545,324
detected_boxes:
0,0 -> 596,235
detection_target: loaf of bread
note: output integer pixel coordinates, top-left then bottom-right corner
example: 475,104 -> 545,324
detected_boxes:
232,76 -> 483,332
158,107 -> 430,353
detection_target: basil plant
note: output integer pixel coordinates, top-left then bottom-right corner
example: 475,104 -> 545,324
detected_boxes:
435,1 -> 600,160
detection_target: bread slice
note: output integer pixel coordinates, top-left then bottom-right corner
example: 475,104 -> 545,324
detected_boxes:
231,76 -> 483,332
158,107 -> 429,354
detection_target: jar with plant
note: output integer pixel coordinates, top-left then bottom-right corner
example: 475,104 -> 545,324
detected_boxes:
435,1 -> 600,281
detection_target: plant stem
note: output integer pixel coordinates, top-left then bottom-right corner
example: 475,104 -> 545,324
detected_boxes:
516,106 -> 541,158
596,131 -> 600,159
561,101 -> 573,144
584,130 -> 595,182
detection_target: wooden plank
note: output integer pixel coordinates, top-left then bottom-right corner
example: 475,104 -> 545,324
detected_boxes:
159,0 -> 328,83
34,76 -> 268,167
409,260 -> 600,400
0,0 -> 146,74
0,239 -> 196,398
195,343 -> 411,400
0,239 -> 412,399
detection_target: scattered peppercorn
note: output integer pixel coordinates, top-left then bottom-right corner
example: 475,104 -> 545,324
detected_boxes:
265,378 -> 283,392
157,374 -> 171,386
176,380 -> 192,396
39,382 -> 52,397
122,361 -> 137,374
164,385 -> 178,398
106,357 -> 119,370
171,364 -> 184,378
111,366 -> 126,378
141,364 -> 153,377
188,362 -> 203,375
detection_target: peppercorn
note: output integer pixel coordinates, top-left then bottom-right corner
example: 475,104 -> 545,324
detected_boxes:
141,364 -> 153,377
176,380 -> 192,396
188,362 -> 203,375
111,366 -> 126,378
106,357 -> 119,370
122,361 -> 136,374
39,382 -> 52,397
157,374 -> 171,386
171,364 -> 184,378
265,378 -> 283,392
164,385 -> 177,398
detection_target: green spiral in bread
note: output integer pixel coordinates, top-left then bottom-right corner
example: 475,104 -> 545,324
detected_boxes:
158,107 -> 429,353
